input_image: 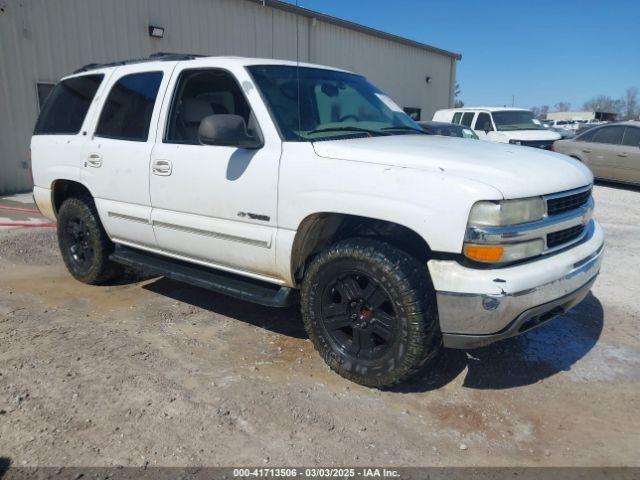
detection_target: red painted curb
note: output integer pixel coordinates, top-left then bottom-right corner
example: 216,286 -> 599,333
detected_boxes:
0,222 -> 56,228
0,205 -> 40,214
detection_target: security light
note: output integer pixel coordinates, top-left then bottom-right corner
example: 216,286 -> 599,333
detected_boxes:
148,25 -> 165,38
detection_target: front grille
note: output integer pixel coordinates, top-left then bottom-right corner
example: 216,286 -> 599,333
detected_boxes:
547,224 -> 585,248
547,189 -> 591,215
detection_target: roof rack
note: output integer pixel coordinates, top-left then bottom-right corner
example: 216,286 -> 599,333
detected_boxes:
73,52 -> 205,73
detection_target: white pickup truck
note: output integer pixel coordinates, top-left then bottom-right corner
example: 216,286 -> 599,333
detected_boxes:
31,54 -> 604,388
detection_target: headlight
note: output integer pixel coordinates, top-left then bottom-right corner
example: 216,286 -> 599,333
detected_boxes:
468,197 -> 545,226
509,140 -> 522,145
464,239 -> 545,263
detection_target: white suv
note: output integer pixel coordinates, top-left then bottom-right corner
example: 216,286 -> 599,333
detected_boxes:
31,54 -> 603,387
433,107 -> 561,149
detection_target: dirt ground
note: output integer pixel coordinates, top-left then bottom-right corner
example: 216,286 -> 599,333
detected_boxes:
0,183 -> 638,468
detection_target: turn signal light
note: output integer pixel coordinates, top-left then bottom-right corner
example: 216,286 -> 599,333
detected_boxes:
463,245 -> 504,262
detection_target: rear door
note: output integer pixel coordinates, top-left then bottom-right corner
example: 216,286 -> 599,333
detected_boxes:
81,63 -> 175,248
586,125 -> 626,181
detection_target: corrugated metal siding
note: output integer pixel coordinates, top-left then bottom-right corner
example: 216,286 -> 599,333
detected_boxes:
0,0 -> 457,194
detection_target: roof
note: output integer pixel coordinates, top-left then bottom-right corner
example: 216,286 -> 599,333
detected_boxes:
72,53 -> 354,76
245,0 -> 461,61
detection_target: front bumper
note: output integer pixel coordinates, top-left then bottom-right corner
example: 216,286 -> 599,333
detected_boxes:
428,220 -> 604,349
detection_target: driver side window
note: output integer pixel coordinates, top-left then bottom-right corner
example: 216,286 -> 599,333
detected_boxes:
474,112 -> 493,132
165,68 -> 254,145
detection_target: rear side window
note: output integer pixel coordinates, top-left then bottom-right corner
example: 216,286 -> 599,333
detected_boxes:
95,72 -> 163,142
452,112 -> 462,124
622,127 -> 640,147
460,112 -> 475,127
34,74 -> 104,135
591,126 -> 624,145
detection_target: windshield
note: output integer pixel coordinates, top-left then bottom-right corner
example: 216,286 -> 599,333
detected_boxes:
247,65 -> 421,141
492,110 -> 545,131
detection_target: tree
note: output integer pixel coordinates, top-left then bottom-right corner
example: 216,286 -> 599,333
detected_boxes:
554,102 -> 571,112
454,83 -> 464,108
623,87 -> 638,120
531,105 -> 550,119
582,95 -> 624,115
540,105 -> 550,118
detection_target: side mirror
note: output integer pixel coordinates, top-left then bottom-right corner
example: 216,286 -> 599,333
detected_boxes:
198,114 -> 262,149
483,122 -> 492,133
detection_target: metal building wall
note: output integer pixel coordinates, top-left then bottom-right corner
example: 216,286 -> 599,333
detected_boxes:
0,0 -> 458,194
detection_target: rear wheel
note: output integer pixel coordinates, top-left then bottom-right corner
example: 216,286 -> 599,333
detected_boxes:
301,238 -> 440,388
57,196 -> 121,284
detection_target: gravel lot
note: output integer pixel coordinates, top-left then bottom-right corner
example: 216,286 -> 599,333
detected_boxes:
0,183 -> 639,468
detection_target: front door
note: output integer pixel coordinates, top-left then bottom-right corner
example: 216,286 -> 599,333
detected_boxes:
81,64 -> 175,248
473,112 -> 494,139
149,66 -> 281,279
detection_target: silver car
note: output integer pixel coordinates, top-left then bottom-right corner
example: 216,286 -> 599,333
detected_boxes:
553,121 -> 640,185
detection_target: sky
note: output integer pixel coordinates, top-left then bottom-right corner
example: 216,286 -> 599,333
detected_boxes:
284,0 -> 640,110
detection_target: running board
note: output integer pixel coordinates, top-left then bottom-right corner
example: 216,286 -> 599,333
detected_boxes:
110,246 -> 296,308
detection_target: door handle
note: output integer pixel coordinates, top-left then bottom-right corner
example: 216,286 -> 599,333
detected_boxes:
582,149 -> 592,153
617,152 -> 629,158
152,159 -> 172,176
87,153 -> 102,167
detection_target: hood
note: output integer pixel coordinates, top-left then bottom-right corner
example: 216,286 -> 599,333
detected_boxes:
312,135 -> 593,199
499,129 -> 562,141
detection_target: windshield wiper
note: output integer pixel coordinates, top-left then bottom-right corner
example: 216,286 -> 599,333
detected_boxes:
306,126 -> 391,137
381,126 -> 429,134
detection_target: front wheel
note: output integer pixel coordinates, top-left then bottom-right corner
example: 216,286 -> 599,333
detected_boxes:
301,238 -> 440,388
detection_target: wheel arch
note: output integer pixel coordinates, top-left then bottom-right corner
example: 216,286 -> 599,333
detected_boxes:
289,212 -> 432,285
51,179 -> 94,217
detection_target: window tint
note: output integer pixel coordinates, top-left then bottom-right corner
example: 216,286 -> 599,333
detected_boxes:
95,72 -> 163,142
622,127 -> 640,147
591,126 -> 625,145
474,112 -> 493,131
460,112 -> 474,127
165,69 -> 254,144
34,74 -> 103,134
452,112 -> 462,124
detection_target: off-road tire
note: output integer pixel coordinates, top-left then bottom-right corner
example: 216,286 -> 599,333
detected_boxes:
301,238 -> 441,388
57,196 -> 122,284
